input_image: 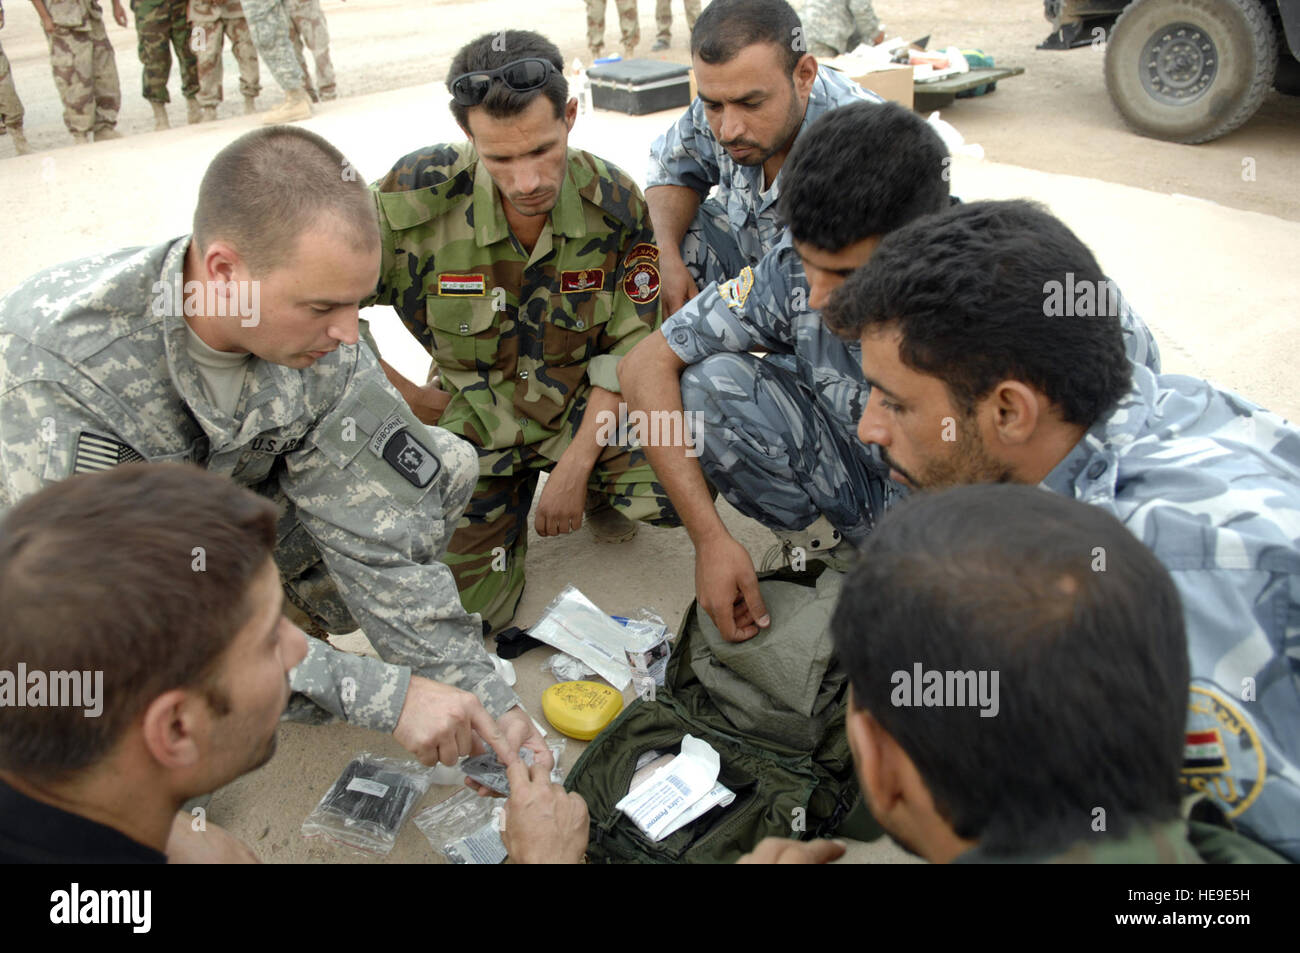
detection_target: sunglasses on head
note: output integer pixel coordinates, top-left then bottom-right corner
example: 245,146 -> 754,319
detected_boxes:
449,57 -> 559,107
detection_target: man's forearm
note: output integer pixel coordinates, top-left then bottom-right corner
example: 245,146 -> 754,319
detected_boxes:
564,385 -> 623,474
645,185 -> 702,263
618,337 -> 729,546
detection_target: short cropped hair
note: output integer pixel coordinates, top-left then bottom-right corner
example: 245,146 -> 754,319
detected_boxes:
832,484 -> 1188,856
779,102 -> 950,250
192,126 -> 378,275
823,199 -> 1131,427
692,0 -> 804,75
447,31 -> 568,133
0,465 -> 279,782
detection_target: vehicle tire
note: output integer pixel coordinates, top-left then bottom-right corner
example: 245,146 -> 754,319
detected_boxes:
1104,0 -> 1277,143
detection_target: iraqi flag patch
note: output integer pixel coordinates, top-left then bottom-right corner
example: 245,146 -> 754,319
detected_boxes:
436,273 -> 487,297
73,431 -> 145,474
560,268 -> 605,294
1183,729 -> 1229,772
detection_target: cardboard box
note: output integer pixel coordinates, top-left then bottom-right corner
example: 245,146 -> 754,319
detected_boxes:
824,61 -> 914,109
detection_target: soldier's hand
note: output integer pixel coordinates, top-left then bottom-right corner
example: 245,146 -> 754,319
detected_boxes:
112,0 -> 127,27
534,457 -> 587,537
166,812 -> 260,864
737,837 -> 846,864
393,675 -> 509,767
696,533 -> 770,642
659,253 -> 700,318
411,381 -> 451,426
501,760 -> 588,864
37,13 -> 55,34
462,706 -> 553,797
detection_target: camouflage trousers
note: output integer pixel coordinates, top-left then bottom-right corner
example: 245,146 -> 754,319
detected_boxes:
285,0 -> 332,98
586,0 -> 638,54
654,0 -> 698,41
131,0 -> 198,103
680,351 -> 893,546
188,0 -> 260,105
0,41 -> 23,127
239,0 -> 304,92
680,197 -> 754,292
45,8 -> 122,135
444,404 -> 681,634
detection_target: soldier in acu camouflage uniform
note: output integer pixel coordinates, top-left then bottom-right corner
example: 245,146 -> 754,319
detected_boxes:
623,103 -> 1162,642
0,126 -> 551,772
188,0 -> 261,119
29,0 -> 125,142
824,199 -> 1300,863
800,0 -> 880,59
366,31 -> 680,635
585,0 -> 638,60
238,0 -> 312,121
0,2 -> 31,154
130,0 -> 200,128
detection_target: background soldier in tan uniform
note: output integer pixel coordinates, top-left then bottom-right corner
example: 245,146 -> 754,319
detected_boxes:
585,0 -> 638,60
0,2 -> 31,154
285,0 -> 332,99
130,0 -> 200,128
188,0 -> 260,119
29,0 -> 124,142
652,0 -> 698,51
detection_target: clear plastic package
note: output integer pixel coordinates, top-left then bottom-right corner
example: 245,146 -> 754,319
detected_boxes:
542,651 -> 598,682
529,586 -> 638,688
301,753 -> 438,855
413,788 -> 506,865
460,738 -> 567,795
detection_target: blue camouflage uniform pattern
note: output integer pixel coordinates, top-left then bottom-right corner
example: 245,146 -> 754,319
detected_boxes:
646,64 -> 882,287
1040,364 -> 1300,862
0,238 -> 522,733
665,231 -> 1162,545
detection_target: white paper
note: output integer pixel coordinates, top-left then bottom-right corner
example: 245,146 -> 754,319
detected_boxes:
615,735 -> 730,842
345,777 -> 389,798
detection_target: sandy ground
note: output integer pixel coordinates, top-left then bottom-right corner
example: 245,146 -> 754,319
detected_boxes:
1,0 -> 1298,865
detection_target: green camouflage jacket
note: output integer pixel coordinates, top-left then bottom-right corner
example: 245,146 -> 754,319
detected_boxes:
367,142 -> 662,476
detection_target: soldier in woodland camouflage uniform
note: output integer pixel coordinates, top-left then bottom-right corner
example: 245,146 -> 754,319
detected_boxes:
188,0 -> 260,118
800,0 -> 880,58
651,0 -> 698,51
130,0 -> 200,127
585,0 -> 638,59
825,199 -> 1300,863
284,0 -> 332,99
0,126 -> 550,769
366,32 -> 680,634
0,2 -> 31,154
29,0 -> 124,141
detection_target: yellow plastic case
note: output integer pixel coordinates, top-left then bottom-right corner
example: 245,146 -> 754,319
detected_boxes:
542,681 -> 624,740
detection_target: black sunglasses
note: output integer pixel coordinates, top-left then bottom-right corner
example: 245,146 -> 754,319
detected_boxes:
449,57 -> 559,107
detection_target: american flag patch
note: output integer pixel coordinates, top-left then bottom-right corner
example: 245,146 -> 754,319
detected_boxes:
73,431 -> 145,474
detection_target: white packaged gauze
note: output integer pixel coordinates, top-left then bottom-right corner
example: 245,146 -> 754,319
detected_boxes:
615,734 -> 735,841
529,586 -> 635,689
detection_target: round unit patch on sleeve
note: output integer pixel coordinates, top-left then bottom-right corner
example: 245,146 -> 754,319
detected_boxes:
623,261 -> 660,305
1180,686 -> 1265,820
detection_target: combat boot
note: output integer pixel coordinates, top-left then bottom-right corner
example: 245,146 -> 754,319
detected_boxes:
186,97 -> 202,124
585,490 -> 638,543
243,95 -> 257,115
651,37 -> 669,51
9,123 -> 30,155
92,127 -> 122,142
760,514 -> 854,572
151,101 -> 170,130
589,44 -> 604,61
261,87 -> 311,124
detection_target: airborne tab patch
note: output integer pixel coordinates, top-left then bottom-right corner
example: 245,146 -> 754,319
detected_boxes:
73,431 -> 145,474
560,268 -> 605,294
623,242 -> 659,266
437,273 -> 487,296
